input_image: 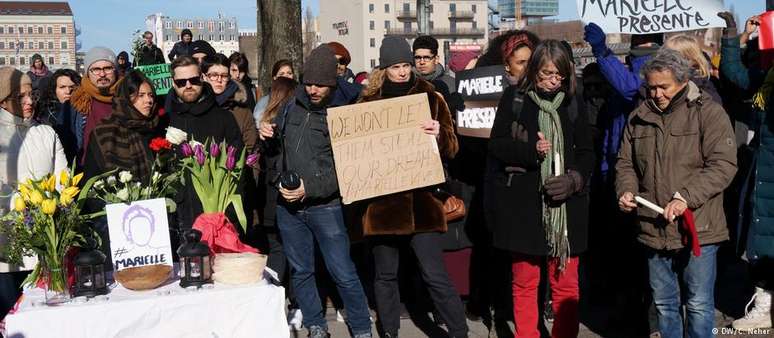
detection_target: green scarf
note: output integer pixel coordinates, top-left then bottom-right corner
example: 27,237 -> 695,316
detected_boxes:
528,90 -> 570,270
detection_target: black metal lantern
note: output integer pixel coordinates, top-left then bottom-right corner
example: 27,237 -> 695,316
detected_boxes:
177,229 -> 212,288
73,244 -> 108,297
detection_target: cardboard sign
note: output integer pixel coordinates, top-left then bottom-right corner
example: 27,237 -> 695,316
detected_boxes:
105,198 -> 174,271
135,63 -> 172,95
327,93 -> 445,204
576,0 -> 727,34
455,66 -> 507,138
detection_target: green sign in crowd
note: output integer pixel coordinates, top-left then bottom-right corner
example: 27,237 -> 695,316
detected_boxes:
135,63 -> 172,95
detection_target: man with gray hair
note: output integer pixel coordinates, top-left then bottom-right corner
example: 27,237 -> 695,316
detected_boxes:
615,48 -> 737,338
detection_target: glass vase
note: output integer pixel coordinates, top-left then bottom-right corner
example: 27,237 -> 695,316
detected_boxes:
40,254 -> 69,305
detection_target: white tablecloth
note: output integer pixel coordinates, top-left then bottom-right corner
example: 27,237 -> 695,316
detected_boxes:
5,270 -> 289,338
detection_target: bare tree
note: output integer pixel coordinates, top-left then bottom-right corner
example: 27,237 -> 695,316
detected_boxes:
302,6 -> 317,59
256,0 -> 303,92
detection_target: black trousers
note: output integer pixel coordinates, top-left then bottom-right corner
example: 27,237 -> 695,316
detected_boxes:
371,232 -> 468,337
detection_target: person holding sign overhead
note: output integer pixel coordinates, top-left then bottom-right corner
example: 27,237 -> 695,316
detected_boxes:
353,36 -> 465,338
487,39 -> 593,338
616,49 -> 737,338
258,44 -> 371,338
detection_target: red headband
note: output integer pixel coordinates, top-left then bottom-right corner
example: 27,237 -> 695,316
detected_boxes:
500,34 -> 533,61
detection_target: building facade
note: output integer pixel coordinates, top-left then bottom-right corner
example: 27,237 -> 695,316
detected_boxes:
319,0 -> 488,74
497,0 -> 559,29
146,13 -> 239,62
0,1 -> 76,71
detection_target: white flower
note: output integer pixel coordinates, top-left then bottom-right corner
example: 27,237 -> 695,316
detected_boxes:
152,172 -> 161,183
165,127 -> 188,145
119,171 -> 133,183
116,188 -> 129,201
93,180 -> 104,190
106,176 -> 117,186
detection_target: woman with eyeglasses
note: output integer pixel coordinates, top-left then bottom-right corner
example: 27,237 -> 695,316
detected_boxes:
487,40 -> 594,338
201,53 -> 257,154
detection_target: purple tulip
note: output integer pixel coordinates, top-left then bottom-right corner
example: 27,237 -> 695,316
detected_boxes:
194,144 -> 206,166
225,146 -> 237,170
246,153 -> 259,168
181,143 -> 194,157
209,142 -> 220,158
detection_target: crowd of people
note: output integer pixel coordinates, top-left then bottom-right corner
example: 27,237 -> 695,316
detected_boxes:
0,6 -> 774,338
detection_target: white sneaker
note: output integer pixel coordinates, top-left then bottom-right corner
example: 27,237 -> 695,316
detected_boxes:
288,308 -> 303,331
336,309 -> 345,323
732,287 -> 773,332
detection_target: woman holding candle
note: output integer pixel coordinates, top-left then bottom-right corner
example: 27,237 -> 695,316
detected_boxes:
487,39 -> 594,338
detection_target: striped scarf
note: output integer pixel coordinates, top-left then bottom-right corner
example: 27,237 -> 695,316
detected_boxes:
91,98 -> 158,180
528,90 -> 570,271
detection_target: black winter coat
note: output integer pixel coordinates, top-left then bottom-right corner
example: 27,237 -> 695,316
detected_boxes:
486,86 -> 594,256
167,41 -> 192,61
165,84 -> 244,229
135,44 -> 166,66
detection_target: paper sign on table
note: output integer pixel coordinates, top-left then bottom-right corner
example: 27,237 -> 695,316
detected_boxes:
105,198 -> 174,271
576,0 -> 726,34
327,93 -> 445,204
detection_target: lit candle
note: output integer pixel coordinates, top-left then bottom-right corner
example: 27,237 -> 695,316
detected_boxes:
553,152 -> 561,176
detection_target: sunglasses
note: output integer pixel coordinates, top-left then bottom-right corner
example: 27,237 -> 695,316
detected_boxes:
173,76 -> 203,87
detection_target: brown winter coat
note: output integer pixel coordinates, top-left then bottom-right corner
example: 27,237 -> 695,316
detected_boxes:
615,81 -> 737,250
353,78 -> 458,236
221,81 -> 258,154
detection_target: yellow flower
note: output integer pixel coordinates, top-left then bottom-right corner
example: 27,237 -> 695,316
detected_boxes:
29,190 -> 44,206
13,197 -> 25,212
60,170 -> 70,187
41,199 -> 57,215
18,184 -> 30,201
42,175 -> 56,192
70,173 -> 84,187
59,186 -> 79,206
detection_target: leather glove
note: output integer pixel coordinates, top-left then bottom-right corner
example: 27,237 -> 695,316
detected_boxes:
584,23 -> 608,56
544,170 -> 584,202
717,12 -> 738,38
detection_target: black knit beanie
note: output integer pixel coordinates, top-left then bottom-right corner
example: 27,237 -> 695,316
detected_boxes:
379,36 -> 413,69
303,45 -> 338,87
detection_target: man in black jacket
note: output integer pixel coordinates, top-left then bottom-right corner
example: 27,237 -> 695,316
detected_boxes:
258,45 -> 371,338
167,29 -> 192,62
166,56 -> 243,229
134,31 -> 166,66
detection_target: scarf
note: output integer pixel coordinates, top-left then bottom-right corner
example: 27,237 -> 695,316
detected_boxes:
91,98 -> 158,180
29,64 -> 49,77
381,73 -> 416,98
216,80 -> 240,106
70,77 -> 120,116
753,67 -> 774,111
528,90 -> 570,270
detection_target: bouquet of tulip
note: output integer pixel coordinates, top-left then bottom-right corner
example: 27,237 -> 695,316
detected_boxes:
178,137 -> 259,255
0,167 -> 105,303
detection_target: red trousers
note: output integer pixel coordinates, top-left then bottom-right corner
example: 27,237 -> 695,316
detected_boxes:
512,254 -> 579,338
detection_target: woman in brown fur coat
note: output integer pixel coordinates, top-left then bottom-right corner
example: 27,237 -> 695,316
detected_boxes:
354,36 -> 467,338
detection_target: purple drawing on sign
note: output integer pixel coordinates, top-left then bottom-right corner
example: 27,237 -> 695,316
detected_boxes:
121,204 -> 156,247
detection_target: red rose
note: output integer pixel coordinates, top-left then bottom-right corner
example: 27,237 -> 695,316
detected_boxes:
149,137 -> 172,152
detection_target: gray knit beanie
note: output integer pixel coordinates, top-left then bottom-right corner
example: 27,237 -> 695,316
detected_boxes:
303,45 -> 338,87
379,36 -> 413,69
84,46 -> 116,71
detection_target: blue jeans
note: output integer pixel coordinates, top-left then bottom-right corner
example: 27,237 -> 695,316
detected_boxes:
276,203 -> 371,335
647,245 -> 718,338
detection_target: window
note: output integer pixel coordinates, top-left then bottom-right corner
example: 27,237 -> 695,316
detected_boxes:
48,56 -> 54,65
209,34 -> 213,41
472,4 -> 477,13
165,21 -> 172,29
229,21 -> 235,29
47,26 -> 52,34
0,42 -> 4,49
429,20 -> 434,29
19,56 -> 24,65
369,3 -> 374,13
28,42 -> 33,49
371,59 -> 376,69
0,57 -> 5,65
61,26 -> 66,34
39,41 -> 44,49
369,21 -> 374,30
384,20 -> 390,29
472,21 -> 477,29
450,21 -> 456,33
27,26 -> 32,34
8,26 -> 13,34
219,34 -> 224,41
384,4 -> 389,13
0,27 -> 4,34
403,22 -> 411,33
48,42 -> 53,49
450,3 -> 456,13
61,41 -> 67,49
187,21 -> 193,29
429,4 -> 433,13
18,42 -> 23,50
18,27 -> 23,35
219,22 -> 224,31
370,38 -> 375,47
37,27 -> 42,34
9,57 -> 14,65
198,21 -> 204,29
